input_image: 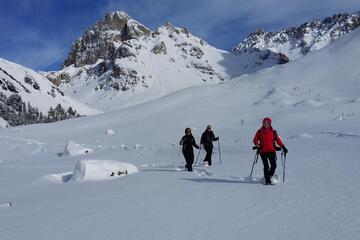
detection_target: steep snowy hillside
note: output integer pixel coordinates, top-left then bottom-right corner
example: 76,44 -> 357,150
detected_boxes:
45,11 -> 287,111
1,23 -> 359,240
232,12 -> 360,60
0,58 -> 100,125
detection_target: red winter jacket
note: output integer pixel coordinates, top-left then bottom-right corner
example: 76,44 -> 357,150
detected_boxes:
253,127 -> 284,153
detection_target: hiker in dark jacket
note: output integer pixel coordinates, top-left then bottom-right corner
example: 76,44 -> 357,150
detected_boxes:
180,127 -> 200,171
253,117 -> 288,185
200,125 -> 219,166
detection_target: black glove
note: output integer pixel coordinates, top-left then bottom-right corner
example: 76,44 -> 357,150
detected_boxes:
282,146 -> 288,155
252,146 -> 259,150
214,137 -> 219,141
195,145 -> 200,149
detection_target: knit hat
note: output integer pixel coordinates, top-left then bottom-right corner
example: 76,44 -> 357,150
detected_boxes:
262,117 -> 272,125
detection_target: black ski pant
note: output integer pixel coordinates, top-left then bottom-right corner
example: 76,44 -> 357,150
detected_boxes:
260,152 -> 277,183
183,149 -> 194,171
204,146 -> 213,166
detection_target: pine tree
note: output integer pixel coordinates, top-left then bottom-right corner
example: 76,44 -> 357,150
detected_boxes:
54,104 -> 66,121
47,107 -> 55,122
67,107 -> 76,118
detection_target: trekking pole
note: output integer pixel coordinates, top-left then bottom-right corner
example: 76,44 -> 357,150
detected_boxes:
250,147 -> 259,177
218,138 -> 222,164
282,151 -> 286,182
194,146 -> 202,166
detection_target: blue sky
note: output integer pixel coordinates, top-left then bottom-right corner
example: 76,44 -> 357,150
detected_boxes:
0,0 -> 359,71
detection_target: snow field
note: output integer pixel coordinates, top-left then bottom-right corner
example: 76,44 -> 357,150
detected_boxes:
0,27 -> 360,240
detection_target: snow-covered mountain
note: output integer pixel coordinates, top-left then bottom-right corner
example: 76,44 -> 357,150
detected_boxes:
232,12 -> 360,60
44,11 -> 287,111
0,58 -> 100,122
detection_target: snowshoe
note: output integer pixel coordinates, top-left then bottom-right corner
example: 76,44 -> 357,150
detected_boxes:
263,177 -> 272,185
270,175 -> 279,185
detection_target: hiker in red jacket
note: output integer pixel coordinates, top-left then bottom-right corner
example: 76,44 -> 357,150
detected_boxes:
253,117 -> 288,185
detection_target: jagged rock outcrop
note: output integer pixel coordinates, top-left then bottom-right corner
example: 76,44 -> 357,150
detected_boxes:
151,42 -> 167,54
63,11 -> 150,68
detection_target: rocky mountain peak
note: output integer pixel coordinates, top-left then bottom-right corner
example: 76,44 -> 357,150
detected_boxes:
96,11 -> 131,31
254,27 -> 265,36
164,20 -> 173,27
62,11 -> 150,68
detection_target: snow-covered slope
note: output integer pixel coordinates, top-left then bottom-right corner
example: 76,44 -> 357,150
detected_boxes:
1,23 -> 360,240
232,12 -> 360,60
44,11 -> 287,111
0,58 -> 100,115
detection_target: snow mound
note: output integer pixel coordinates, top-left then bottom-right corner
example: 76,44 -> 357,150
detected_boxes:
71,160 -> 137,182
120,144 -> 129,150
61,141 -> 94,157
0,202 -> 11,208
134,144 -> 143,149
45,160 -> 138,183
105,129 -> 115,135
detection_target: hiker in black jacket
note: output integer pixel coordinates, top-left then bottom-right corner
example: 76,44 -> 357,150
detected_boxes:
180,128 -> 200,171
200,125 -> 219,166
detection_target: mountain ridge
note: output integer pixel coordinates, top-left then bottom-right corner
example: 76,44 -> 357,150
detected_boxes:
232,12 -> 360,59
45,11 -> 286,111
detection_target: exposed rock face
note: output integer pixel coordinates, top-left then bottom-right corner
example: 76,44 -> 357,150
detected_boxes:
232,13 -> 360,60
151,42 -> 167,54
47,72 -> 70,86
63,11 -> 150,68
278,53 -> 289,64
189,46 -> 204,59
